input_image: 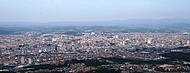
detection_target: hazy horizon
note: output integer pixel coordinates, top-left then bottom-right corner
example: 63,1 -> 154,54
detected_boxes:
0,0 -> 190,22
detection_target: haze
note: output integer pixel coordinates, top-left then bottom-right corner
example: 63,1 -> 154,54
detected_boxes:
0,0 -> 190,22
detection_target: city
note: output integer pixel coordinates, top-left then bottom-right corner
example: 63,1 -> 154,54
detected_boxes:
1,0 -> 190,73
0,32 -> 190,73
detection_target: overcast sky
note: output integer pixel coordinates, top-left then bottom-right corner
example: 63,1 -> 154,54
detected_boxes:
0,0 -> 190,22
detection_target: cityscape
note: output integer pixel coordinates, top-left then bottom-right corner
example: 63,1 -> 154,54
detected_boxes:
0,31 -> 190,73
1,0 -> 190,73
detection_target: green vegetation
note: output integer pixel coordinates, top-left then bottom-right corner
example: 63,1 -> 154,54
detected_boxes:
162,52 -> 190,61
82,67 -> 120,73
64,59 -> 110,67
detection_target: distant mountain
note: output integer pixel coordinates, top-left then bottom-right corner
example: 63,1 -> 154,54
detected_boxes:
0,20 -> 190,34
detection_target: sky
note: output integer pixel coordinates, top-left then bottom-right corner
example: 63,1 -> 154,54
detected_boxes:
0,0 -> 190,22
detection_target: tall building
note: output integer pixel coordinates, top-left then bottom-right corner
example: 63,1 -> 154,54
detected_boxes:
21,56 -> 25,64
186,40 -> 190,46
28,58 -> 32,65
